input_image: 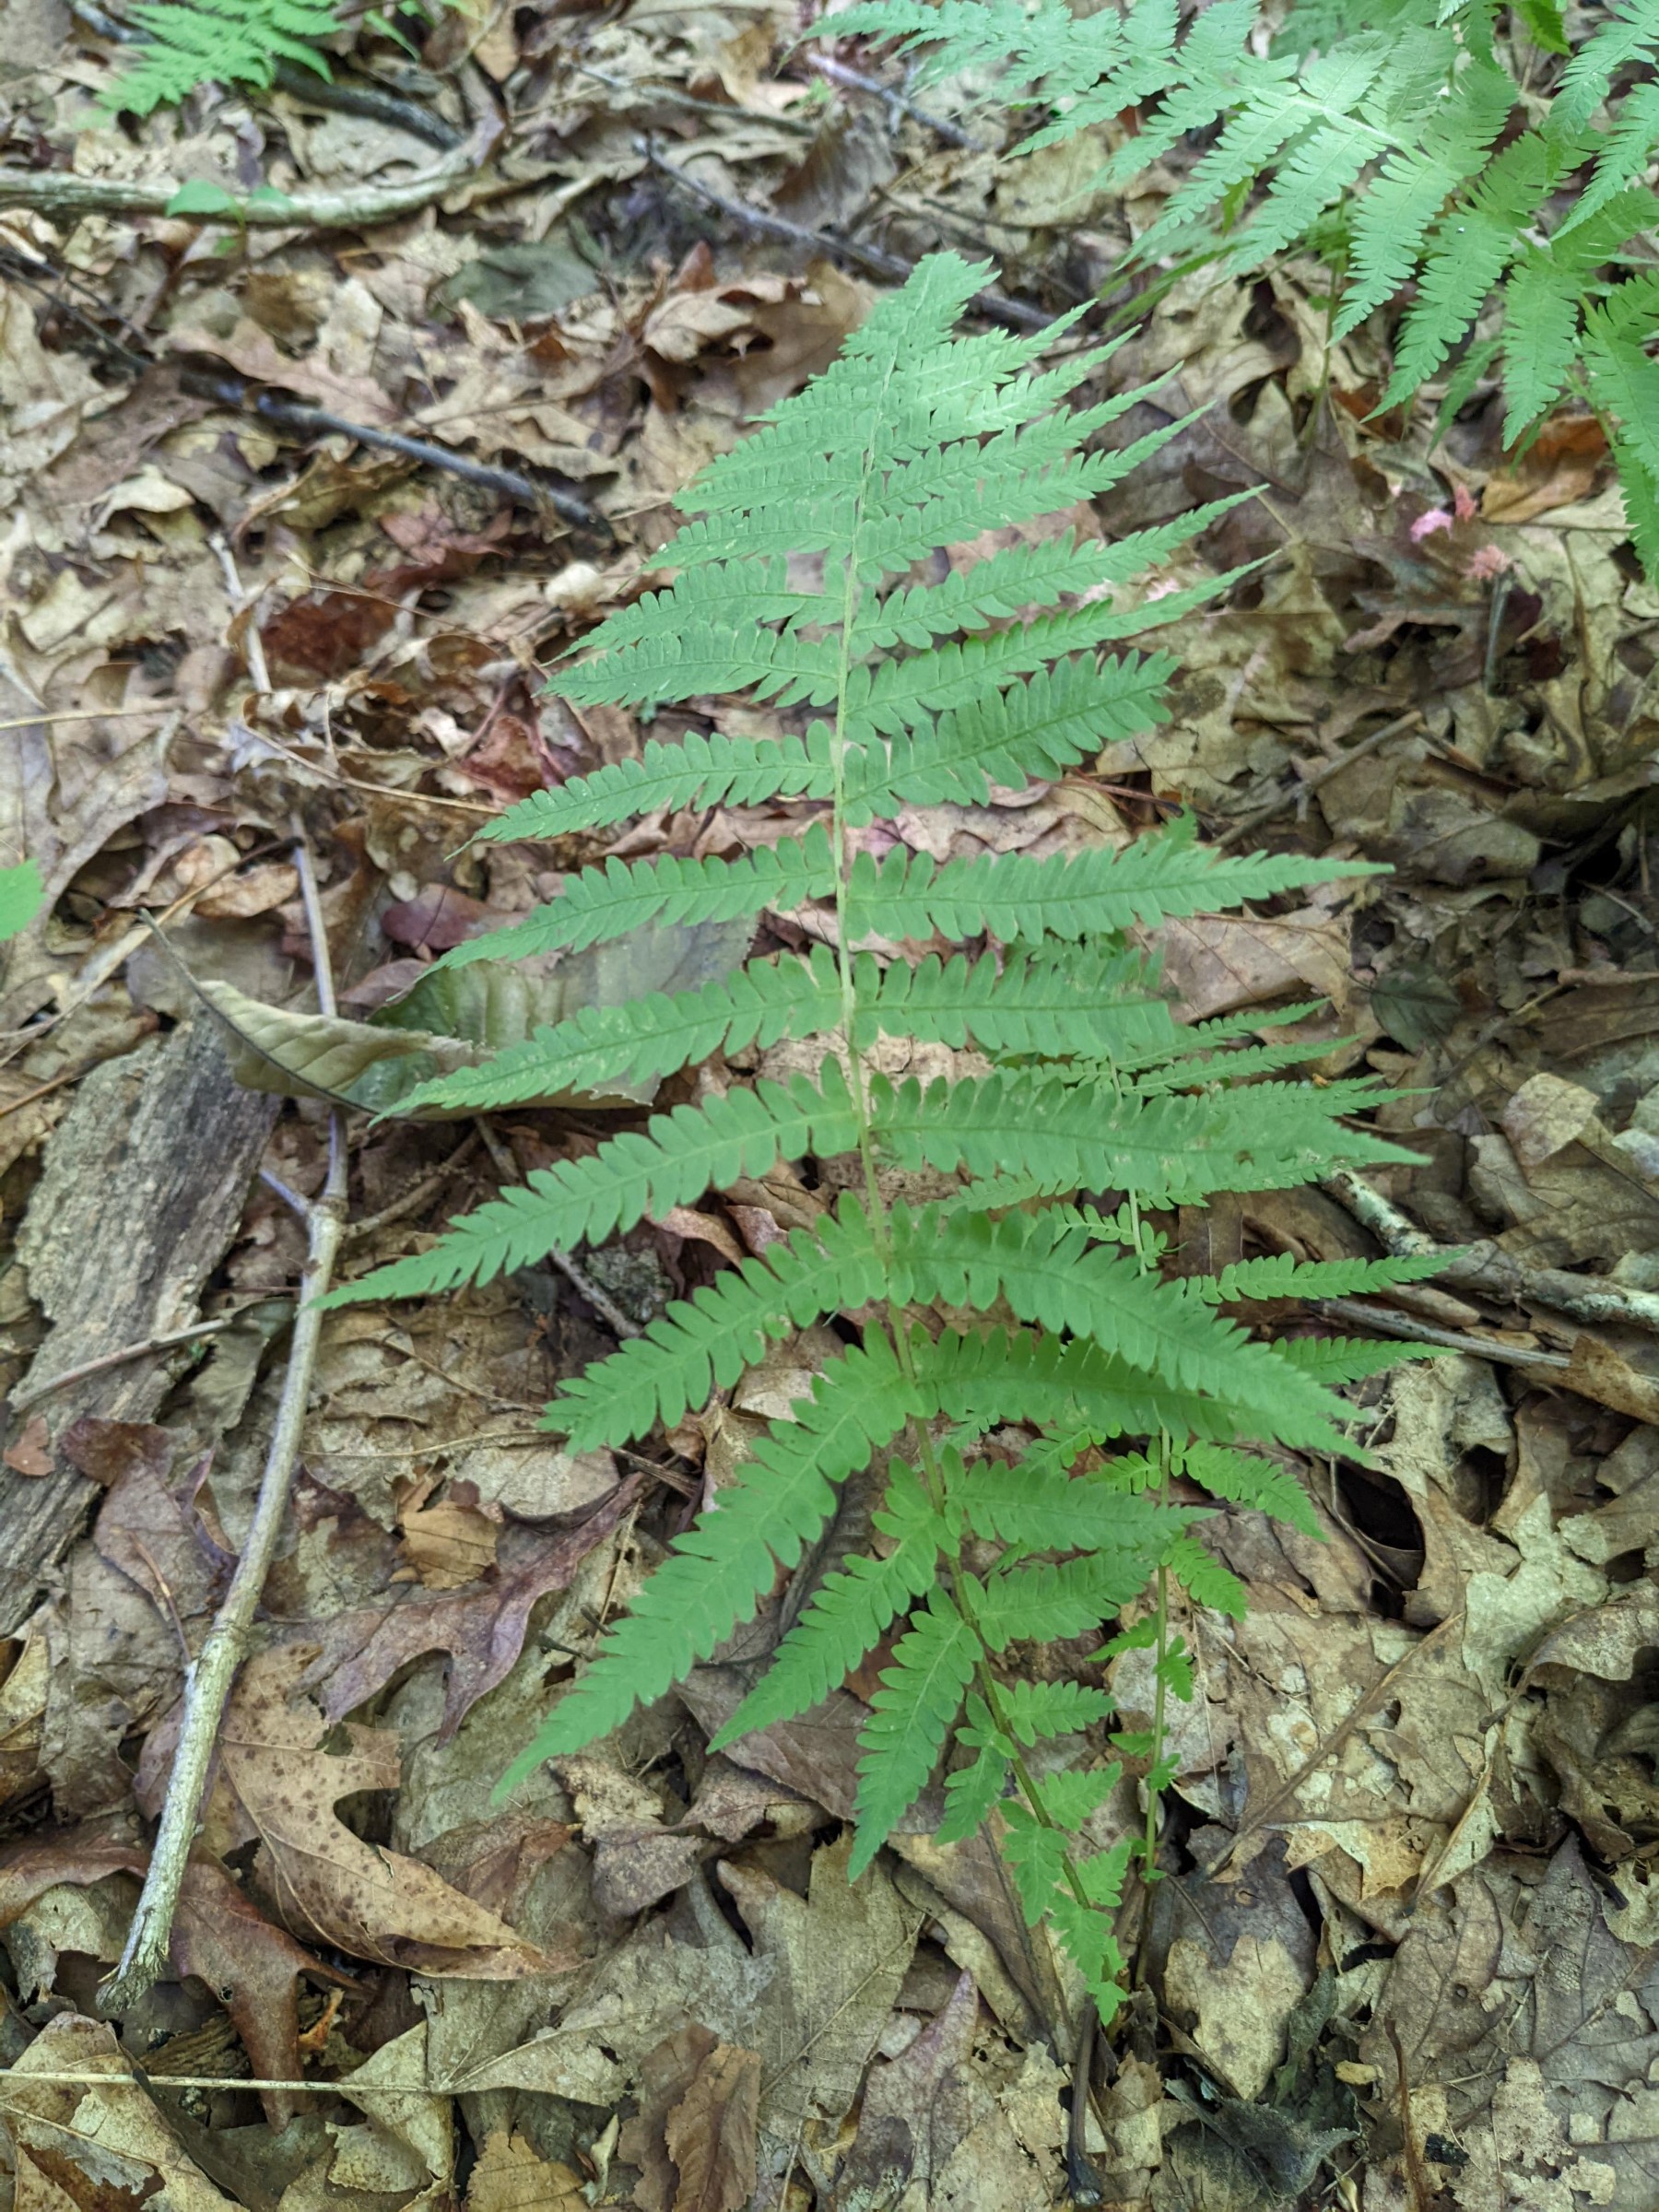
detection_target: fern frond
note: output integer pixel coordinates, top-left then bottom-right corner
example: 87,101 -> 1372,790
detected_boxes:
845,833 -> 1381,947
322,1062 -> 858,1306
1195,1251 -> 1451,1302
849,1590 -> 979,1877
1335,55 -> 1517,335
1001,1784 -> 1124,1926
440,828 -> 837,967
995,1679 -> 1116,1744
1553,0 -> 1659,133
1271,1334 -> 1444,1382
873,1070 -> 1418,1207
112,0 -> 336,111
476,730 -> 834,843
938,1697 -> 1014,1843
949,1456 -> 1190,1556
1570,86 -> 1659,226
895,1211 -> 1357,1445
1178,1442 -> 1321,1537
712,1461 -> 947,1743
501,1336 -> 920,1783
912,1327 -> 1244,1450
1162,1534 -> 1248,1619
971,1554 -> 1159,1649
849,653 -> 1175,818
866,945 -> 1177,1059
547,1197 -> 887,1447
1382,133 -> 1562,405
1584,277 -> 1659,488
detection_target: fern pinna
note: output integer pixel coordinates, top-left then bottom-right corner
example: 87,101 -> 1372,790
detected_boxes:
329,254 -> 1436,2023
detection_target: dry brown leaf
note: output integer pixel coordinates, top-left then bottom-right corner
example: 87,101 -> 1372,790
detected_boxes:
217,1643 -> 564,1976
663,2038 -> 761,2212
397,1489 -> 500,1590
0,2013 -> 244,2212
0,1834 -> 352,2119
465,2130 -> 587,2212
300,1474 -> 642,1740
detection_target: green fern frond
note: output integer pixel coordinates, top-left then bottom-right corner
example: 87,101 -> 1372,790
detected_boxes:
849,653 -> 1176,818
477,730 -> 834,844
949,1455 -> 1190,1556
844,834 -> 1382,947
1272,1334 -> 1442,1382
911,1326 -> 1246,1448
1335,55 -> 1517,334
865,945 -> 1177,1059
502,1336 -> 920,1783
1196,1251 -> 1451,1302
547,1198 -> 888,1448
373,252 -> 1443,2007
438,828 -> 837,967
323,1061 -> 858,1305
938,1698 -> 1014,1843
1553,0 -> 1659,133
398,951 -> 844,1116
849,1590 -> 980,1877
872,1069 -> 1419,1207
713,1461 -> 948,1744
110,0 -> 337,111
1179,1442 -> 1321,1536
971,1553 -> 1175,1650
1382,132 -> 1563,405
1162,1534 -> 1248,1619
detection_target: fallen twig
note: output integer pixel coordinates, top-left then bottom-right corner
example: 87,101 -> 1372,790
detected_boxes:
643,142 -> 1050,331
1214,709 -> 1424,850
806,53 -> 985,147
8,1309 -> 282,1417
100,823 -> 348,2012
1327,1170 -> 1659,1338
471,1120 -> 642,1339
0,124 -> 487,228
184,371 -> 607,532
1311,1295 -> 1570,1371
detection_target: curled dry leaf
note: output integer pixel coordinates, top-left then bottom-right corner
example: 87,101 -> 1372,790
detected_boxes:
193,915 -> 757,1118
216,1643 -> 570,1976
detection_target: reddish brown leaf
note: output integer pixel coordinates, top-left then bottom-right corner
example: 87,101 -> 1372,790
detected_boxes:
663,2039 -> 760,2212
0,1833 -> 351,2122
300,1474 -> 642,1740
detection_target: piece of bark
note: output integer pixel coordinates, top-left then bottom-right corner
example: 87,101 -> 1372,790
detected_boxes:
0,1017 -> 276,1631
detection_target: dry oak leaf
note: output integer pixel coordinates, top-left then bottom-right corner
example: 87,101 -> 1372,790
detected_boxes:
218,1643 -> 565,1976
0,1832 -> 352,2122
0,2012 -> 244,2212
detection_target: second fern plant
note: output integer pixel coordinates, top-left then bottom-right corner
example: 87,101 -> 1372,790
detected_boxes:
330,254 -> 1436,2022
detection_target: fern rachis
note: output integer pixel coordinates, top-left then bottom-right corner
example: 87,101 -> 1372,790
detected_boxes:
328,253 -> 1439,2027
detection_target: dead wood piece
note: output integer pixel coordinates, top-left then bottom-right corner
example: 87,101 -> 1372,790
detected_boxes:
1327,1171 -> 1659,1338
0,1017 -> 276,1635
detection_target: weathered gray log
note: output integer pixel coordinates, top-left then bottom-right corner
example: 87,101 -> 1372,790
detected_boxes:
0,1015 -> 276,1631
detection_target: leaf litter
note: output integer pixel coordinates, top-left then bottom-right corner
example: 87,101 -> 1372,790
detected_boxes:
4,3 -> 1659,2207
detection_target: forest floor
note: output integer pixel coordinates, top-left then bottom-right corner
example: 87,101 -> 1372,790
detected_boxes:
3,6 -> 1659,2210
